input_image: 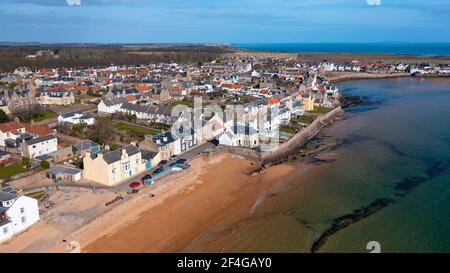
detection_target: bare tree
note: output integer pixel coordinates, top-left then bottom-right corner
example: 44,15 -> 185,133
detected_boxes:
91,117 -> 114,144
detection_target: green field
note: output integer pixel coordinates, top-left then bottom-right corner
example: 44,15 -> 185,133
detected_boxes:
25,190 -> 46,200
308,106 -> 333,115
31,109 -> 58,122
291,116 -> 315,125
113,122 -> 159,135
0,163 -> 28,179
279,125 -> 298,135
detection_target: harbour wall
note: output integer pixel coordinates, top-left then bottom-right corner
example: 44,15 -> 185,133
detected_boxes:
261,106 -> 344,163
224,107 -> 344,164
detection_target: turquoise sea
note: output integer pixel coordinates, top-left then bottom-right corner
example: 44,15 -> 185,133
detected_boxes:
190,77 -> 450,253
234,43 -> 450,56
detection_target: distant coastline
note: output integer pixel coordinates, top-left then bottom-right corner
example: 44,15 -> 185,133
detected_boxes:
233,43 -> 450,57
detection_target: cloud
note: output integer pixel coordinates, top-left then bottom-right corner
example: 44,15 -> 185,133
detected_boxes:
66,0 -> 81,6
367,0 -> 382,6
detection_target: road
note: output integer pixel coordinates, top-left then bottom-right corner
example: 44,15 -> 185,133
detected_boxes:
107,141 -> 218,192
13,141 -> 218,194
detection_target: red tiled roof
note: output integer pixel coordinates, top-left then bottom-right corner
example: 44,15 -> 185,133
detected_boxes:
62,85 -> 77,91
78,86 -> 89,92
0,121 -> 54,136
136,85 -> 150,93
89,85 -> 101,92
267,97 -> 280,105
125,94 -> 136,102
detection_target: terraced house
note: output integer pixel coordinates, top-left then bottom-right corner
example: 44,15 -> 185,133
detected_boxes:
118,103 -> 175,125
36,90 -> 75,106
82,145 -> 146,186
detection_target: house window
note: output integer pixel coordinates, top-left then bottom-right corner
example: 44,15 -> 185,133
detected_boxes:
21,216 -> 27,224
3,227 -> 8,234
20,207 -> 25,214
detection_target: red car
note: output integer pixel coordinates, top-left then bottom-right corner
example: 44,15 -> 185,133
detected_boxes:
129,181 -> 141,188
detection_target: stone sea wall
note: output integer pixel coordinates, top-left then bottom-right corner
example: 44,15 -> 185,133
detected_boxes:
223,107 -> 344,164
261,107 -> 344,163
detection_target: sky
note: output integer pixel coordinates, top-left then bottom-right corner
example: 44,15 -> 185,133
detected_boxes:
0,0 -> 449,43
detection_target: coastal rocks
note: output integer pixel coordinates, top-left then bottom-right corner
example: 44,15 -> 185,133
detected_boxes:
394,161 -> 448,194
311,198 -> 396,253
247,163 -> 266,176
305,155 -> 337,165
311,160 -> 448,253
261,107 -> 344,164
339,94 -> 380,112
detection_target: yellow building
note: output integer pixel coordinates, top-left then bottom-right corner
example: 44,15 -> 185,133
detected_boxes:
302,94 -> 315,111
36,91 -> 75,106
83,145 -> 146,186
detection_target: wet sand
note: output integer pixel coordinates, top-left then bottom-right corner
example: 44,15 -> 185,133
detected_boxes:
84,155 -> 294,253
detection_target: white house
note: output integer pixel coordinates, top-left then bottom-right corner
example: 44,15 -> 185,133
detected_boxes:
218,124 -> 259,148
0,191 -> 40,242
322,62 -> 336,72
58,111 -> 95,126
22,135 -> 58,159
0,121 -> 55,148
97,97 -> 127,114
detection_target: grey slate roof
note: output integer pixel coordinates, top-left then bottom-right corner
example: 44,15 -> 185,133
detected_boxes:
121,102 -> 150,113
141,150 -> 157,160
35,154 -> 53,161
101,145 -> 140,164
120,102 -> 172,117
60,111 -> 82,119
47,166 -> 81,175
152,132 -> 177,146
25,134 -> 56,146
73,140 -> 98,151
102,97 -> 127,107
0,191 -> 16,202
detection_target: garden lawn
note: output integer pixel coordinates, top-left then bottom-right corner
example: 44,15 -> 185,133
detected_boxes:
31,109 -> 58,122
113,122 -> 159,135
0,163 -> 28,179
308,106 -> 333,114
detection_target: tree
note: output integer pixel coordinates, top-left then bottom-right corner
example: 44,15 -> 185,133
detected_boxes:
0,109 -> 9,123
12,104 -> 43,122
125,113 -> 137,122
22,157 -> 30,165
91,117 -> 114,144
40,160 -> 50,169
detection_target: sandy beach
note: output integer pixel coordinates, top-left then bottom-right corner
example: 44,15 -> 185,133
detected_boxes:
83,153 -> 294,252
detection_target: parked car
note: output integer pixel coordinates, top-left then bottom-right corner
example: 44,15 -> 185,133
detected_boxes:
170,155 -> 179,161
158,160 -> 168,166
152,167 -> 165,176
176,158 -> 187,164
169,162 -> 178,167
172,167 -> 183,172
129,181 -> 141,188
141,174 -> 152,182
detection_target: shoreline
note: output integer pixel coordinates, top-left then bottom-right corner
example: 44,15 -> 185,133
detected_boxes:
82,109 -> 346,252
1,76 -> 413,253
325,72 -> 411,83
229,50 -> 450,64
82,153 -> 296,252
